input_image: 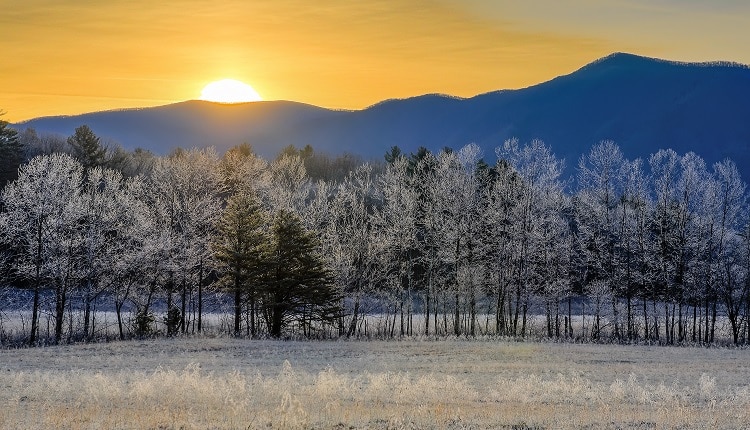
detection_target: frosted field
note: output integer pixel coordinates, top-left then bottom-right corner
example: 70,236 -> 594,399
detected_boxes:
1,339 -> 749,429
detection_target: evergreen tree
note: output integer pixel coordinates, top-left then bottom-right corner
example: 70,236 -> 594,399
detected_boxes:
213,189 -> 269,336
0,113 -> 23,189
264,209 -> 339,337
384,145 -> 402,164
67,125 -> 106,169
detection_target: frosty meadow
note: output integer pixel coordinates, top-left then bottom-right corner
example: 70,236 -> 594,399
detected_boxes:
1,338 -> 749,429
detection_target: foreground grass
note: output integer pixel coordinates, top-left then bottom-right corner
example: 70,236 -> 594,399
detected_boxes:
1,338 -> 749,429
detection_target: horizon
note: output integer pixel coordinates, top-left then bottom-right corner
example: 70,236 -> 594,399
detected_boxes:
10,51 -> 750,124
3,1 -> 750,122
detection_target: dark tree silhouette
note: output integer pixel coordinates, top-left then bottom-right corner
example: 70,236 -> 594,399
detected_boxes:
67,125 -> 106,169
0,113 -> 22,189
213,190 -> 269,336
263,209 -> 340,337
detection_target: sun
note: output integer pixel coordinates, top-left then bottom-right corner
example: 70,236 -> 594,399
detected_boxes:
199,79 -> 262,103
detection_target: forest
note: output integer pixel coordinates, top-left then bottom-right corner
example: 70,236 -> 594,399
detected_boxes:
1,119 -> 749,346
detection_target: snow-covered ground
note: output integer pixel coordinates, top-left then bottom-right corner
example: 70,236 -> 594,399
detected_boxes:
1,337 -> 748,428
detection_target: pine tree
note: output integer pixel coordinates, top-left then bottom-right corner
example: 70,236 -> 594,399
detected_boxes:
67,125 -> 106,170
0,113 -> 23,189
213,189 -> 269,336
264,209 -> 339,337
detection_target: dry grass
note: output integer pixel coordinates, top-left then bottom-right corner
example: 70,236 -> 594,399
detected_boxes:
1,338 -> 749,429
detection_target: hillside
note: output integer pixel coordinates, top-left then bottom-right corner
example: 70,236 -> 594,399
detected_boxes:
16,52 -> 750,177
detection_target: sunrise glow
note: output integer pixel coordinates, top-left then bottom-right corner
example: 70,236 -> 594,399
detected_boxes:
199,79 -> 262,103
2,1 -> 749,121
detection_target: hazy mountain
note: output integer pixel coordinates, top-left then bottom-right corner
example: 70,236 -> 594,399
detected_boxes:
16,52 -> 750,177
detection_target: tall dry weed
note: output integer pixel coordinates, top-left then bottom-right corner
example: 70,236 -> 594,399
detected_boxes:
2,361 -> 749,429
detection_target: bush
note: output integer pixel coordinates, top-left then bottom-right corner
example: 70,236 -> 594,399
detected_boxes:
133,308 -> 155,337
163,306 -> 182,336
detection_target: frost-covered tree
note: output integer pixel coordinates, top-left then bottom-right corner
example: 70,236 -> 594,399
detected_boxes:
77,167 -> 136,339
376,155 -> 420,335
219,144 -> 269,196
575,141 -> 626,338
265,154 -> 309,215
105,175 -> 153,339
497,139 -> 566,337
483,159 -> 525,335
328,164 -> 380,337
122,148 -> 157,178
708,160 -> 747,344
20,128 -> 71,160
575,142 -> 623,286
433,144 -> 486,336
648,149 -> 681,341
144,148 -> 222,334
671,152 -> 709,343
0,154 -> 83,344
617,158 -> 652,340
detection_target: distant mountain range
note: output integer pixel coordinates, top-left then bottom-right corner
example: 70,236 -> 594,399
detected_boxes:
14,52 -> 750,178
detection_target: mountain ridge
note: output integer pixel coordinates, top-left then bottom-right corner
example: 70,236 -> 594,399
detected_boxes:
14,52 -> 750,177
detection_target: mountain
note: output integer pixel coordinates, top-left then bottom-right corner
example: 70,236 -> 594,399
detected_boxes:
15,52 -> 750,178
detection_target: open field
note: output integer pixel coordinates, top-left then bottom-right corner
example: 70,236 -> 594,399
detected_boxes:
1,338 -> 749,429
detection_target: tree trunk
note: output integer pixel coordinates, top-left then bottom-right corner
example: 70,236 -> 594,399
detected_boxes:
197,260 -> 203,333
250,293 -> 256,337
513,286 -> 521,335
234,278 -> 242,336
347,297 -> 360,338
454,292 -> 460,336
555,300 -> 560,338
652,299 -> 659,342
496,285 -> 505,335
546,302 -> 552,338
30,222 -> 43,346
399,298 -> 404,337
83,280 -> 92,340
116,299 -> 125,340
271,303 -> 283,338
30,286 -> 40,346
612,297 -> 620,340
643,297 -> 649,340
180,278 -> 187,334
691,304 -> 697,343
704,298 -> 710,344
470,287 -> 476,337
710,301 -> 717,343
425,289 -> 431,336
54,284 -> 66,344
568,296 -> 573,338
627,294 -> 633,340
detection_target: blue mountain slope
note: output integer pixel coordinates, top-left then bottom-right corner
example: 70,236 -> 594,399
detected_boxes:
16,53 -> 750,178
17,100 -> 341,156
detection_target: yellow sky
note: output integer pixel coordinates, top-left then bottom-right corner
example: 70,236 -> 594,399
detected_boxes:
2,0 -> 749,122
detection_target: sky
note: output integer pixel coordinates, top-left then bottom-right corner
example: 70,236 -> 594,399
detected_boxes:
2,0 -> 749,122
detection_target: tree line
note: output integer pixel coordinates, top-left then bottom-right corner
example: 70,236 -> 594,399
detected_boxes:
1,119 -> 750,345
